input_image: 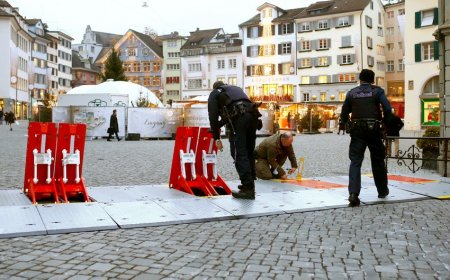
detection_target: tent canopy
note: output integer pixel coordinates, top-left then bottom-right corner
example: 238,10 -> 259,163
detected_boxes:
65,80 -> 164,108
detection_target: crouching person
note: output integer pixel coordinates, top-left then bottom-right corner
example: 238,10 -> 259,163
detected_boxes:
254,132 -> 298,180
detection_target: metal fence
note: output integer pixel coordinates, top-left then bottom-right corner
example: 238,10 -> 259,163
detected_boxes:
385,136 -> 450,176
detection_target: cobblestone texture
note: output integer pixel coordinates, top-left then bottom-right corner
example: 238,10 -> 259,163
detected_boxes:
0,122 -> 449,279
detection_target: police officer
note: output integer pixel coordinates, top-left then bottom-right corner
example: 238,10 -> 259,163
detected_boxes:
341,69 -> 392,207
208,81 -> 259,199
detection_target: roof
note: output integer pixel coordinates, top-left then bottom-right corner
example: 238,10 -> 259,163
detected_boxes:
44,33 -> 58,41
130,29 -> 163,58
94,47 -> 112,64
0,9 -> 10,16
25,18 -> 41,25
0,0 -> 11,7
239,6 -> 305,27
239,14 -> 260,27
298,0 -> 372,19
92,31 -> 122,47
48,30 -> 74,40
157,31 -> 187,41
181,28 -> 222,50
272,7 -> 306,23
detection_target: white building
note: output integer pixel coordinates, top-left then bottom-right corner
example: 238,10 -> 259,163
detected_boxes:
240,3 -> 303,102
404,0 -> 440,130
45,32 -> 59,98
180,28 -> 243,99
295,0 -> 386,106
73,25 -> 121,62
48,31 -> 74,94
0,1 -> 32,118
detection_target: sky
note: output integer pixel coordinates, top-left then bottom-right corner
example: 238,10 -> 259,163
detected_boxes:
8,0 -> 318,43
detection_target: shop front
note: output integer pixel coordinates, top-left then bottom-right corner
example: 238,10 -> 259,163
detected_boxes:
421,98 -> 439,126
245,75 -> 297,102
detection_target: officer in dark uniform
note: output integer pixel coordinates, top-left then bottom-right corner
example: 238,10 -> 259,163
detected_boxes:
341,69 -> 392,207
208,81 -> 259,199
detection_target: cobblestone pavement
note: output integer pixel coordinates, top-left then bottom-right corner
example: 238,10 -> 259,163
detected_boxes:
0,122 -> 449,279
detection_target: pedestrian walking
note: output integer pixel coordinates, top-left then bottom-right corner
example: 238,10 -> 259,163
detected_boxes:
107,109 -> 121,141
337,117 -> 345,135
208,81 -> 261,199
341,69 -> 393,207
5,111 -> 15,131
386,112 -> 404,157
0,108 -> 3,125
254,132 -> 298,180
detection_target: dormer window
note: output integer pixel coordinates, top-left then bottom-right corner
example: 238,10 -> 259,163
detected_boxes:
191,42 -> 197,46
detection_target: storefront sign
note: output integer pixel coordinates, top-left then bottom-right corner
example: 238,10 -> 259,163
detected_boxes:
127,108 -> 183,137
421,99 -> 440,126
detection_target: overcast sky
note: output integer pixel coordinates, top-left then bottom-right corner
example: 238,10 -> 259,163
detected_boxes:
8,0 -> 318,43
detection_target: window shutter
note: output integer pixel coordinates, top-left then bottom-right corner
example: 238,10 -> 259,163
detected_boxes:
271,25 -> 275,36
415,43 -> 422,62
297,58 -> 301,67
337,55 -> 343,64
332,74 -> 339,83
327,39 -> 331,49
327,56 -> 332,65
330,18 -> 336,28
327,75 -> 332,83
415,11 -> 421,28
246,66 -> 251,76
311,76 -> 318,84
434,41 -> 439,60
350,54 -> 355,63
313,57 -> 318,67
297,41 -> 300,50
312,21 -> 317,30
247,46 -> 251,57
433,8 -> 439,25
278,44 -> 282,55
278,64 -> 283,75
258,26 -> 263,37
365,15 -> 369,26
288,23 -> 294,33
278,24 -> 282,35
349,15 -> 354,25
342,35 -> 351,47
297,23 -> 302,32
247,27 -> 251,38
311,40 -> 317,50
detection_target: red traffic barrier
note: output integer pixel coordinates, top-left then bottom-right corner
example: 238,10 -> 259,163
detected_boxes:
54,123 -> 89,203
195,127 -> 231,195
23,122 -> 59,204
169,127 -> 219,196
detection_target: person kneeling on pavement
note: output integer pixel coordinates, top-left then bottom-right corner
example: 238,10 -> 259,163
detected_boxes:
254,132 -> 298,180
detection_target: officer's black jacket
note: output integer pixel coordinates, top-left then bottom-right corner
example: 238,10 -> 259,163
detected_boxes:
208,85 -> 250,140
341,83 -> 392,124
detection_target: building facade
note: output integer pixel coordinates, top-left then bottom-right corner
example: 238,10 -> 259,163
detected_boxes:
72,50 -> 100,87
73,25 -> 121,62
158,32 -> 187,103
180,28 -> 243,99
240,4 -> 303,102
0,1 -> 32,118
295,0 -> 386,107
49,31 -> 74,95
384,1 -> 406,118
404,0 -> 439,130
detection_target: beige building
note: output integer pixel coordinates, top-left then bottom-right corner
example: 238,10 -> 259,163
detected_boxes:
404,0 -> 440,130
384,1 -> 405,118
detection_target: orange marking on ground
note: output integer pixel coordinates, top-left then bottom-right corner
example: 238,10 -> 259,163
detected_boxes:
387,175 -> 437,184
280,179 -> 346,189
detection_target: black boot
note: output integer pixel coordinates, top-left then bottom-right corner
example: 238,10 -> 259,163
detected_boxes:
348,193 -> 360,207
232,183 -> 255,199
378,188 -> 389,198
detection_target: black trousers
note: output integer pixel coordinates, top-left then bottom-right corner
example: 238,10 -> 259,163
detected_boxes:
348,129 -> 388,195
229,112 -> 257,186
108,131 -> 120,140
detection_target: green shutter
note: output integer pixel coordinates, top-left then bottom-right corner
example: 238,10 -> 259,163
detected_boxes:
415,11 -> 421,28
415,43 -> 422,62
433,7 -> 439,25
434,41 -> 439,60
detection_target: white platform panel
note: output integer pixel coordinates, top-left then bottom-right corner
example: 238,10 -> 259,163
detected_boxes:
0,206 -> 46,238
0,189 -> 32,206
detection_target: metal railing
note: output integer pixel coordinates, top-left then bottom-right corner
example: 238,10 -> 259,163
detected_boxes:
385,136 -> 450,176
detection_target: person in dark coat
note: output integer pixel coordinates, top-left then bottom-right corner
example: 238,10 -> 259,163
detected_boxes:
0,108 -> 3,125
5,111 -> 15,131
337,117 -> 345,135
386,113 -> 404,157
107,109 -> 120,141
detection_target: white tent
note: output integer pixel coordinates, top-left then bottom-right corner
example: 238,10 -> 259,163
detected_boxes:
61,80 -> 164,108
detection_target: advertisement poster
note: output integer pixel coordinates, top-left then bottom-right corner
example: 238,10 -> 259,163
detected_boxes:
127,108 -> 183,138
72,106 -> 126,137
257,109 -> 274,135
52,107 -> 71,123
421,99 -> 440,126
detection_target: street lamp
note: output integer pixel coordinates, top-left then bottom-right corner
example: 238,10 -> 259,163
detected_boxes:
10,76 -> 17,115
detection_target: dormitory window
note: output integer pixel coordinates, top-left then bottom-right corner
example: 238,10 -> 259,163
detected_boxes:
318,39 -> 329,50
188,63 -> 201,72
217,59 -> 225,69
337,17 -> 349,27
229,59 -> 237,68
300,22 -> 310,32
300,41 -> 311,51
303,93 -> 310,101
339,73 -> 356,82
317,20 -> 328,30
188,79 -> 202,89
300,58 -> 311,68
422,42 -> 434,61
281,43 -> 291,54
127,48 -> 137,56
342,55 -> 352,64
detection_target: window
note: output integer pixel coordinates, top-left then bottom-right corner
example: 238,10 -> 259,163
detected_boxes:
259,44 -> 275,56
387,43 -> 394,51
280,63 -> 293,75
217,59 -> 225,69
166,77 -> 180,84
228,77 -> 237,86
377,62 -> 385,71
318,39 -> 329,50
341,36 -> 352,47
342,55 -> 352,64
339,73 -> 356,82
318,75 -> 328,83
387,11 -> 394,18
339,91 -> 346,101
386,27 -> 394,36
423,76 -> 439,94
188,79 -> 202,89
300,40 -> 311,51
365,16 -> 373,28
167,64 -> 180,70
421,10 -> 434,26
143,62 -> 150,72
216,77 -> 225,82
367,56 -> 374,67
250,46 -> 259,57
378,12 -> 382,25
320,92 -> 326,101
398,42 -> 403,49
132,62 -> 140,72
301,76 -> 310,85
422,42 -> 434,61
377,45 -> 385,55
168,52 -> 180,58
300,22 -> 310,32
167,40 -> 177,47
250,26 -> 258,38
303,93 -> 310,102
280,23 -> 293,34
337,17 -> 350,27
370,1 -> 373,9
317,20 -> 328,30
262,25 -> 273,37
367,37 -> 373,49
127,48 -> 137,56
377,27 -> 383,36
398,59 -> 404,71
248,65 -> 263,76
399,9 -> 405,15
317,57 -> 329,67
376,77 -> 385,87
90,46 -> 94,52
229,58 -> 237,68
281,43 -> 291,54
300,58 -> 311,68
387,60 -> 394,72
263,64 -> 275,76
167,90 -> 180,96
188,63 -> 201,72
152,62 -> 161,72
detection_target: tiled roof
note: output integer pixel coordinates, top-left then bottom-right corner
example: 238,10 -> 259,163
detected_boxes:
130,29 -> 163,58
157,31 -> 187,41
95,47 -> 112,63
0,9 -> 10,16
181,28 -> 222,50
272,7 -> 306,23
25,18 -> 40,25
93,31 -> 122,47
0,0 -> 12,8
298,0 -> 372,19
